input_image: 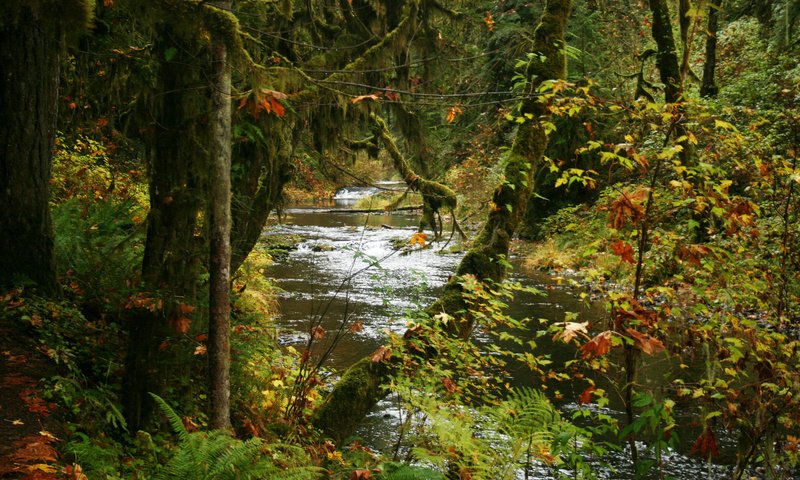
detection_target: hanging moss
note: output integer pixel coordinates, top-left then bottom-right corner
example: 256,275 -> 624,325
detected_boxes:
312,0 -> 571,443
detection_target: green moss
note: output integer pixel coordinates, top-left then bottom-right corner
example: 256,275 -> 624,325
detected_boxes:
313,358 -> 390,443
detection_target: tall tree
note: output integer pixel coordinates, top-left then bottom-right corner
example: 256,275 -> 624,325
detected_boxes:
0,1 -> 93,294
701,0 -> 723,97
207,0 -> 233,430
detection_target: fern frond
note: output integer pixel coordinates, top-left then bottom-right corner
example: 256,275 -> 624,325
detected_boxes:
150,393 -> 189,442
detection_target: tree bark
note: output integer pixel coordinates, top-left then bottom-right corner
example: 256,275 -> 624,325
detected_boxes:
700,0 -> 722,97
0,7 -> 62,294
648,0 -> 682,103
208,0 -> 233,431
123,29 -> 209,431
312,0 -> 571,443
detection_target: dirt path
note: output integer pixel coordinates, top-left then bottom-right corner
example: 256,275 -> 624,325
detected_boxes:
0,315 -> 63,478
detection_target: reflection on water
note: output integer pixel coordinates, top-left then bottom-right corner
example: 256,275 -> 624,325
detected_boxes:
264,196 -> 734,479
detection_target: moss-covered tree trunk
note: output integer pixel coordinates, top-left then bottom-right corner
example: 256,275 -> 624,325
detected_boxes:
123,30 -> 209,431
648,0 -> 682,103
700,0 -> 722,98
313,0 -> 571,443
208,0 -> 233,431
0,2 -> 92,294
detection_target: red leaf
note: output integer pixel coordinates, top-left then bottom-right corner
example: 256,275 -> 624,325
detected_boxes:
579,331 -> 614,359
578,385 -> 596,405
269,96 -> 285,116
609,239 -> 636,264
483,11 -> 495,31
690,428 -> 719,458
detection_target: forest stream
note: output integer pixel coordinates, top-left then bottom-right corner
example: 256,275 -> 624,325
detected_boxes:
265,185 -> 738,480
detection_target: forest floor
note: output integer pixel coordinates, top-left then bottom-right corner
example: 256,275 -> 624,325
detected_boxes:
0,316 -> 64,479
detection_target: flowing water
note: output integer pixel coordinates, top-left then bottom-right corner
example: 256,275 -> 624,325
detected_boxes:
264,186 -> 739,479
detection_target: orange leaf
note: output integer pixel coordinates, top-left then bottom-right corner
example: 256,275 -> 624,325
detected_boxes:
370,345 -> 391,363
350,470 -> 372,480
193,344 -> 207,356
351,93 -> 382,104
178,303 -> 195,315
174,317 -> 191,334
269,96 -> 285,117
350,321 -> 363,333
409,232 -> 427,247
311,325 -> 325,340
579,331 -> 613,359
609,239 -> 636,264
446,106 -> 463,124
103,0 -> 113,6
578,385 -> 596,405
625,328 -> 664,355
483,11 -> 495,31
609,189 -> 647,228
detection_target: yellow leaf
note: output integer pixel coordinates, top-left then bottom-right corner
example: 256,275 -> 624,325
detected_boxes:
12,419 -> 24,425
26,464 -> 58,473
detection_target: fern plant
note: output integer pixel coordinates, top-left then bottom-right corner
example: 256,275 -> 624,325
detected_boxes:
151,394 -> 321,480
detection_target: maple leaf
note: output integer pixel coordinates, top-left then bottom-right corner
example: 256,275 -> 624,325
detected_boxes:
608,189 -> 647,228
370,345 -> 391,363
193,344 -> 207,356
446,106 -> 463,124
609,239 -> 636,264
578,385 -> 596,405
351,93 -> 382,104
311,325 -> 325,340
579,331 -> 614,359
553,321 -> 589,343
268,96 -> 285,116
178,303 -> 195,314
409,232 -> 427,247
349,321 -> 363,333
625,328 -> 665,355
678,244 -> 711,266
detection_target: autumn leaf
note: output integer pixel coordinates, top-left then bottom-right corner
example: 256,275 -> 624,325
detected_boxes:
690,427 -> 719,458
173,316 -> 191,334
370,345 -> 391,363
311,325 -> 325,340
579,330 -> 613,359
442,377 -> 458,394
63,464 -> 89,480
11,419 -> 24,425
609,239 -> 636,264
446,105 -> 463,124
350,470 -> 373,480
268,96 -> 285,116
625,328 -> 665,355
349,321 -> 363,333
351,93 -> 382,104
578,385 -> 597,405
483,11 -> 495,31
178,303 -> 195,315
608,189 -> 647,228
553,321 -> 589,343
409,232 -> 427,247
193,344 -> 207,356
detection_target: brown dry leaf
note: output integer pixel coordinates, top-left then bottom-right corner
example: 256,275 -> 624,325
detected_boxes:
609,239 -> 636,264
349,321 -> 363,333
370,345 -> 391,363
442,377 -> 458,394
609,189 -> 647,228
553,321 -> 589,343
193,344 -> 207,356
625,328 -> 665,355
177,303 -> 195,315
311,326 -> 326,340
174,317 -> 191,334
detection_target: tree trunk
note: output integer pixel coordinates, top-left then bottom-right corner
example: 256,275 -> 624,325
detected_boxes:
208,0 -> 233,431
312,0 -> 571,443
0,7 -> 61,294
648,0 -> 682,103
123,30 -> 209,431
700,0 -> 722,97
